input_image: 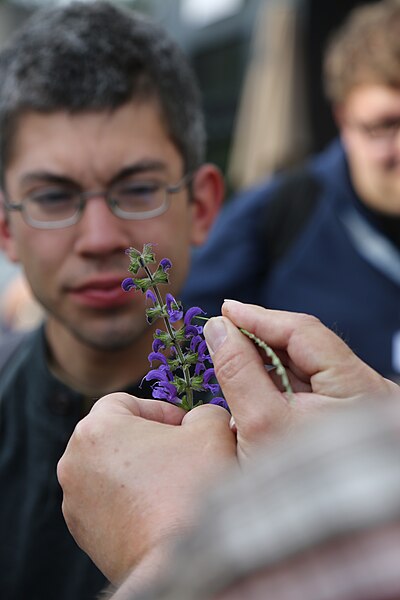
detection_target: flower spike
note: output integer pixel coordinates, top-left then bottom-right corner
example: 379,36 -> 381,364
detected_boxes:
122,244 -> 224,411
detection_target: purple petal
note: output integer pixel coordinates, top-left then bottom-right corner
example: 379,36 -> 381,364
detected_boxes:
185,325 -> 199,338
203,368 -> 215,384
202,368 -> 220,394
148,352 -> 168,366
160,258 -> 172,272
145,368 -> 170,383
121,277 -> 137,292
152,338 -> 165,353
146,290 -> 157,304
152,381 -> 179,402
184,306 -> 205,326
169,310 -> 183,323
197,340 -> 209,360
205,383 -> 221,394
190,335 -> 203,352
209,397 -> 230,411
195,362 -> 205,376
166,293 -> 176,306
166,293 -> 183,323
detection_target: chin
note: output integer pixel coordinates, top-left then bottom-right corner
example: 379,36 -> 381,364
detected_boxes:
66,311 -> 151,352
75,328 -> 146,352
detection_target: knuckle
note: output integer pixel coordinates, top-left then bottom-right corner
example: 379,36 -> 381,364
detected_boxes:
56,456 -> 68,487
296,312 -> 321,328
214,346 -> 251,384
73,412 -> 106,445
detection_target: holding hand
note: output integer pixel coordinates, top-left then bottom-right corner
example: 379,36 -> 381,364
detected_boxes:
58,301 -> 398,591
57,394 -> 235,585
204,300 -> 397,461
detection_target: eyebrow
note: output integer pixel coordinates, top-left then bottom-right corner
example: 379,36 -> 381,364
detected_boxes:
109,161 -> 167,186
19,160 -> 169,188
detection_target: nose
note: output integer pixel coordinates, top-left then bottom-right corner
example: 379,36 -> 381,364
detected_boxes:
73,194 -> 131,257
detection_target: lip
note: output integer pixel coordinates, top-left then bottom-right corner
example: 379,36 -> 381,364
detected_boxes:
68,275 -> 140,309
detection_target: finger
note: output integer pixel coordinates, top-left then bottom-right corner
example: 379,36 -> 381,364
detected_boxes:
221,301 -> 392,400
182,403 -> 237,466
90,392 -> 186,425
203,316 -> 291,444
221,300 -> 358,378
182,402 -> 232,428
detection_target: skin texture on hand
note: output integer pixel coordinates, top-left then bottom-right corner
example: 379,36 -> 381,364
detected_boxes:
58,302 -> 399,595
57,394 -> 236,585
203,300 -> 398,462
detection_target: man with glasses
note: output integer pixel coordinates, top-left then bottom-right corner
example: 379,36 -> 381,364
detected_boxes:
183,0 -> 400,382
0,2 -> 222,599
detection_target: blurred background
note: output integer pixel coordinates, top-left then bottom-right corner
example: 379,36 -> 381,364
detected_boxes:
0,0 -> 382,187
0,0 -> 382,331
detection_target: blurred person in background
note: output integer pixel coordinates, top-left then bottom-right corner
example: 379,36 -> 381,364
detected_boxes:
183,0 -> 400,382
0,2 -> 223,598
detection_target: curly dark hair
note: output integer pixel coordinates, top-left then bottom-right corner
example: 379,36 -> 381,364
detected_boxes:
0,1 -> 205,185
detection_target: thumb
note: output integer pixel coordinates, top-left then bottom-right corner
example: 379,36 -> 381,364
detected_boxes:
90,392 -> 186,425
203,317 -> 291,454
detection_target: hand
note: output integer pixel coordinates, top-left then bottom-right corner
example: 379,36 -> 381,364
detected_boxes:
203,300 -> 398,462
57,394 -> 235,585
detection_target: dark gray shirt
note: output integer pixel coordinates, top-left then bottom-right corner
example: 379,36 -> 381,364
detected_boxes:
0,325 -> 146,600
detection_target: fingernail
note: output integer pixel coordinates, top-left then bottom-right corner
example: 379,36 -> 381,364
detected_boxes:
204,317 -> 227,356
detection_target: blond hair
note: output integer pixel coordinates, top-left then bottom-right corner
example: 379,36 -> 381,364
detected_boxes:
324,0 -> 400,104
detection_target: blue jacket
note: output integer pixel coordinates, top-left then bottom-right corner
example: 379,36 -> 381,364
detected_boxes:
182,140 -> 400,379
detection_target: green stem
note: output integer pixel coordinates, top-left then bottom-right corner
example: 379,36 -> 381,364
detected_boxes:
239,328 -> 293,402
142,259 -> 193,409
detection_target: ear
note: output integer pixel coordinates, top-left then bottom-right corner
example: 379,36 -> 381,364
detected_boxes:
189,164 -> 224,246
0,191 -> 19,262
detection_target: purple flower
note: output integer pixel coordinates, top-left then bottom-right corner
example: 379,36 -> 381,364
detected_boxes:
152,338 -> 165,353
203,368 -> 215,383
166,293 -> 183,323
195,362 -> 205,376
209,397 -> 230,411
202,368 -> 221,394
160,258 -> 172,272
190,335 -> 203,352
152,381 -> 179,403
123,245 -> 227,411
184,306 -> 204,326
121,277 -> 137,292
148,352 -> 168,366
146,289 -> 157,304
145,367 -> 173,383
197,340 -> 209,361
185,324 -> 200,339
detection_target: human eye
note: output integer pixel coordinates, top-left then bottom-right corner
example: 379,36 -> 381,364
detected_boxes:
113,180 -> 163,212
29,188 -> 76,207
26,188 -> 78,220
365,117 -> 400,139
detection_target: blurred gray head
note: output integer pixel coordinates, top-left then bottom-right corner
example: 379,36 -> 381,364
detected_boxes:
0,0 -> 206,186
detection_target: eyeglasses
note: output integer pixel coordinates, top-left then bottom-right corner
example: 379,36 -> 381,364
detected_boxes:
351,116 -> 400,143
4,173 -> 192,230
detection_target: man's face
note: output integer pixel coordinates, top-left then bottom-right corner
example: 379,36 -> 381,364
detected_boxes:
1,100 -> 216,351
339,84 -> 400,215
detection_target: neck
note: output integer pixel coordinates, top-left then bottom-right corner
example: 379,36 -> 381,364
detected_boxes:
45,320 -> 155,397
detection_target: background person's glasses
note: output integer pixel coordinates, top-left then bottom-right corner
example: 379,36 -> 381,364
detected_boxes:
4,173 -> 192,229
350,116 -> 400,143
